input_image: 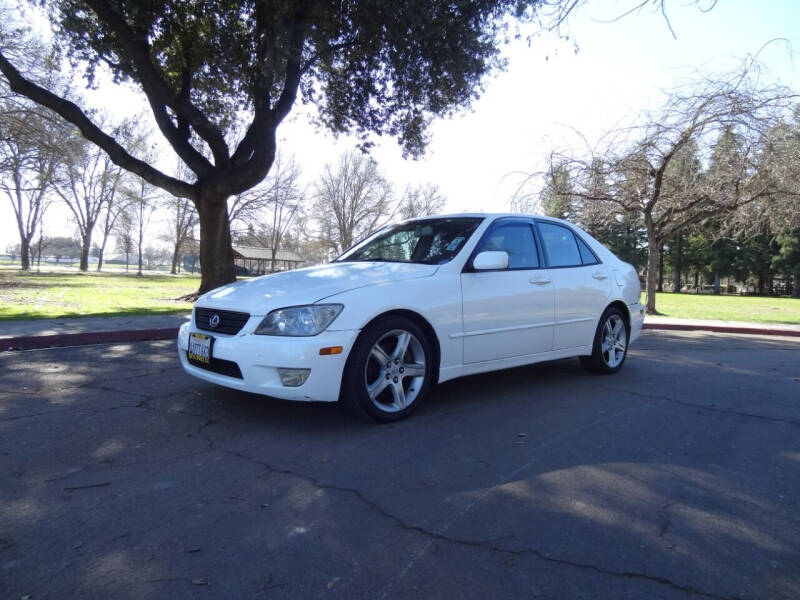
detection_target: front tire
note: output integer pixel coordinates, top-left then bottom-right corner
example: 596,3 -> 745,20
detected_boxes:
341,316 -> 434,422
580,307 -> 629,374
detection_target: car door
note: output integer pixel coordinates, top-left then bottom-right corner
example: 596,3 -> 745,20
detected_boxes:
460,219 -> 555,364
535,220 -> 612,350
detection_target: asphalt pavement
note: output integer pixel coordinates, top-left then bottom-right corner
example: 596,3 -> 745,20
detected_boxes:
1,330 -> 799,599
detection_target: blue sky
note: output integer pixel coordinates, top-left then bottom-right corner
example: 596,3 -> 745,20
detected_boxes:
2,0 -> 798,249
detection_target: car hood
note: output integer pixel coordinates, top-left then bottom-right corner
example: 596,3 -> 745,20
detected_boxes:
195,261 -> 439,315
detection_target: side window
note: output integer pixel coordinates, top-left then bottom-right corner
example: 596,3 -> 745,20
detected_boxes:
537,222 -> 582,267
576,236 -> 599,265
475,222 -> 539,269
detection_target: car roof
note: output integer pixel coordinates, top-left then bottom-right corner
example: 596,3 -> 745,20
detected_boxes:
403,212 -> 571,225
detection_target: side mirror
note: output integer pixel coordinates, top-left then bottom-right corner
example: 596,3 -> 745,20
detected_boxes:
472,250 -> 509,271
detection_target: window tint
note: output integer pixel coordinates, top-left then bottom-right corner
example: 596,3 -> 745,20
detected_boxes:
576,237 -> 599,265
537,222 -> 581,267
475,222 -> 539,269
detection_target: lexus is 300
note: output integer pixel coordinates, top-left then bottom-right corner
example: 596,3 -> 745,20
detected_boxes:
178,214 -> 644,421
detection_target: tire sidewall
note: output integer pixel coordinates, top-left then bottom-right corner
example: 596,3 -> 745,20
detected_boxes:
592,307 -> 629,374
342,315 -> 434,422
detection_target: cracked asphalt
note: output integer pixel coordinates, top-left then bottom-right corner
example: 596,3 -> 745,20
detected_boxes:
1,330 -> 799,600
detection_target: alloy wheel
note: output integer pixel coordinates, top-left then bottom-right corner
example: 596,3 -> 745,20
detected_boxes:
364,329 -> 427,413
601,314 -> 627,368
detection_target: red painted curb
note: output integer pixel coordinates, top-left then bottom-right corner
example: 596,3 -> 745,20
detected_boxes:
643,323 -> 800,338
0,328 -> 179,352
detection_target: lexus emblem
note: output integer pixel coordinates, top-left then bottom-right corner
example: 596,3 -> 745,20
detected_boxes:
209,314 -> 221,329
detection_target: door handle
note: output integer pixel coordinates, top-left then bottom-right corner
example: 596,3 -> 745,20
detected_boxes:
592,271 -> 608,280
530,276 -> 551,285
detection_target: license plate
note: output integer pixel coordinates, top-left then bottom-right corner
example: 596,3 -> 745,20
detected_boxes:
188,332 -> 213,364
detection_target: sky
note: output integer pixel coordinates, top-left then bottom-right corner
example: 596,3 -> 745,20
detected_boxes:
1,0 -> 799,252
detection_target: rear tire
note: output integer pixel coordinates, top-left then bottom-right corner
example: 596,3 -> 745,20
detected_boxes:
580,307 -> 629,374
340,315 -> 434,422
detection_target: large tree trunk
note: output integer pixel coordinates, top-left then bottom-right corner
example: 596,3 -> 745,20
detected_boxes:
672,231 -> 682,293
137,205 -> 144,276
19,237 -> 31,271
713,271 -> 720,295
792,274 -> 800,299
644,216 -> 659,314
197,192 -> 236,294
97,246 -> 105,271
79,235 -> 90,271
171,242 -> 181,275
657,244 -> 665,293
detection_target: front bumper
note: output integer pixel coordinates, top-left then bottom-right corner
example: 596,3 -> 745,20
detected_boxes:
628,302 -> 645,343
177,321 -> 360,402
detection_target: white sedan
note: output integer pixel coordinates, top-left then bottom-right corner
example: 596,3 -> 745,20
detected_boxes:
178,214 -> 644,421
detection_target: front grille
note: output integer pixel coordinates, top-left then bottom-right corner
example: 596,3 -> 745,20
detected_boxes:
186,353 -> 244,379
194,307 -> 250,335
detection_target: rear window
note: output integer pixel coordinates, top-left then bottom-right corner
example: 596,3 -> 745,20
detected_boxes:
576,237 -> 599,265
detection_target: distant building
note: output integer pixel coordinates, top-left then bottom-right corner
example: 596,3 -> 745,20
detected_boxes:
232,246 -> 305,275
104,253 -> 129,265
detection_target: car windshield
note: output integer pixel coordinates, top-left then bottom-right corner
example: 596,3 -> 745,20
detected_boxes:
336,217 -> 483,265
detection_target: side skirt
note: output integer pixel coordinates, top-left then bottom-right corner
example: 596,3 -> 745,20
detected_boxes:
438,345 -> 594,384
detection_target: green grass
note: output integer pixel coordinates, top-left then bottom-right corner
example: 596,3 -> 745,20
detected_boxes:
2,265 -> 798,324
645,292 -> 800,324
0,268 -> 198,320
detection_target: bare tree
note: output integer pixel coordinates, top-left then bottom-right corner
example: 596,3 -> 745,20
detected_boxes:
228,155 -> 305,270
0,93 -> 67,269
228,181 -> 274,231
163,196 -> 198,275
398,182 -> 447,220
123,175 -> 160,276
55,135 -> 127,271
560,64 -> 796,313
1,113 -> 52,269
114,206 -> 134,272
94,161 -> 127,271
312,150 -> 396,254
241,155 -> 305,271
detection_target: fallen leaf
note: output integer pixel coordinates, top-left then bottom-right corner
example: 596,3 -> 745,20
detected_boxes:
327,577 -> 340,590
184,547 -> 201,553
192,578 -> 209,586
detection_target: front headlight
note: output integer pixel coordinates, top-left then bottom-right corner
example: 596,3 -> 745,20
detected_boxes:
254,304 -> 343,336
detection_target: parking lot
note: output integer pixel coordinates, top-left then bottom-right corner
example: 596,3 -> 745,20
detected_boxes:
1,330 -> 799,599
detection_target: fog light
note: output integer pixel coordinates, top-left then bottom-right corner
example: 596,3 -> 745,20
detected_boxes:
277,368 -> 311,387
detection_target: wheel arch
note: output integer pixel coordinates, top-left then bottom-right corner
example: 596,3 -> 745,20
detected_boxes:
605,299 -> 631,333
350,309 -> 442,383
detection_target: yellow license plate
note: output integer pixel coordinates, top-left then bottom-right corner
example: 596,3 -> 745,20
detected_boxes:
188,332 -> 212,363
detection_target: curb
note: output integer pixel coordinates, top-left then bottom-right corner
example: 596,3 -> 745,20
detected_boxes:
0,328 -> 179,352
2,322 -> 799,353
642,322 -> 800,338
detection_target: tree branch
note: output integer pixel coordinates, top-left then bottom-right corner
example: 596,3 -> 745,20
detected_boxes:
84,0 -> 230,167
0,51 -> 194,198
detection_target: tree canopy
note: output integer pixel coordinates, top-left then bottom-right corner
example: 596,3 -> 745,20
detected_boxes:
0,0 -> 555,291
